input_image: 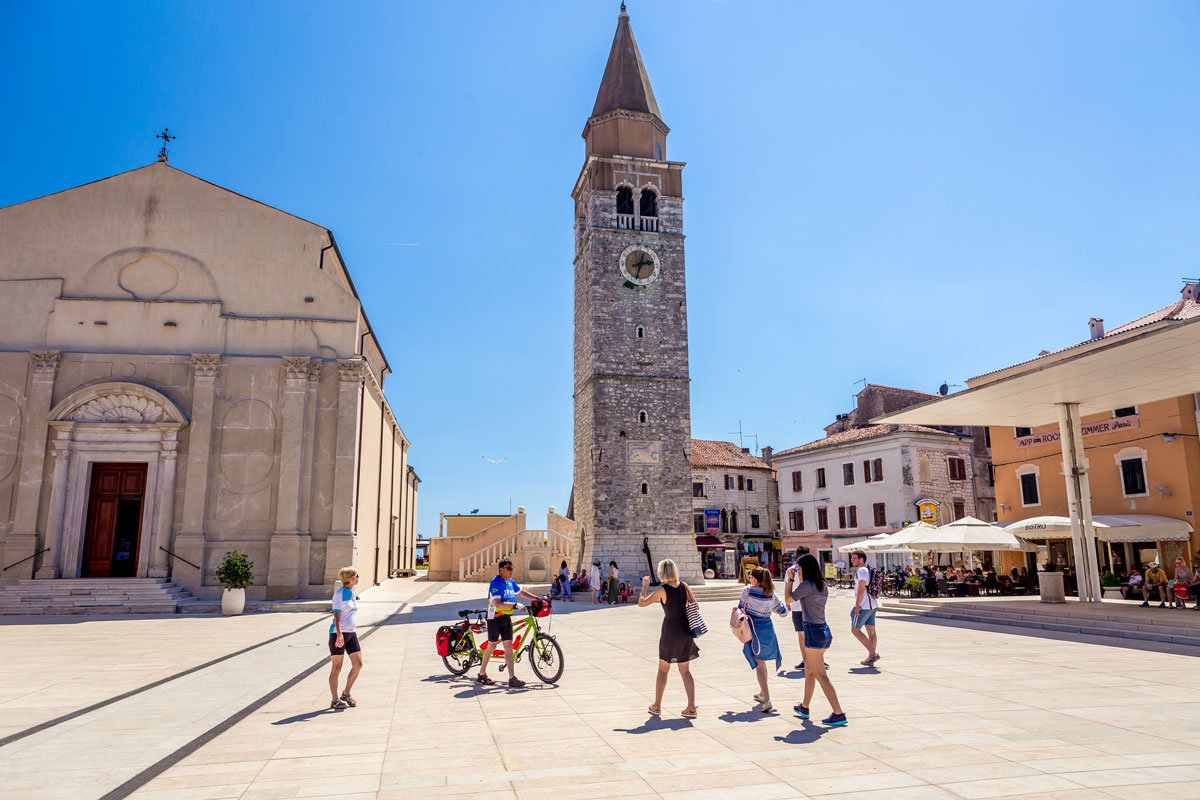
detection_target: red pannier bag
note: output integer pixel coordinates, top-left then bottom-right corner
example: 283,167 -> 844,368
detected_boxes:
436,624 -> 457,656
530,597 -> 552,618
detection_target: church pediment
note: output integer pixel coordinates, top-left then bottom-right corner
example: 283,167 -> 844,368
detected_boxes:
49,382 -> 187,425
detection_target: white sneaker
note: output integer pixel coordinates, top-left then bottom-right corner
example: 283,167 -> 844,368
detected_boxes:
753,693 -> 766,703
758,701 -> 775,713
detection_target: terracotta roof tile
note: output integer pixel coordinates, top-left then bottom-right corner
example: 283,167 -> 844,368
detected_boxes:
773,424 -> 958,458
691,439 -> 772,470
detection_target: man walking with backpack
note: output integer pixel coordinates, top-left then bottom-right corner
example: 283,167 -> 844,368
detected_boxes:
849,551 -> 881,666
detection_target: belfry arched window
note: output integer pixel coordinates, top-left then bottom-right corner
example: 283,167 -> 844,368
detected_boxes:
639,189 -> 658,218
730,509 -> 739,533
616,187 -> 634,216
641,482 -> 648,495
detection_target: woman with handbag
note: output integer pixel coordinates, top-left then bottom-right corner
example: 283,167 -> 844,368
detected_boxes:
638,559 -> 699,718
789,554 -> 847,726
736,567 -> 787,713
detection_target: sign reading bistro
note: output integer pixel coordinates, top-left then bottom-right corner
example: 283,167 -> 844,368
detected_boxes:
1015,415 -> 1139,449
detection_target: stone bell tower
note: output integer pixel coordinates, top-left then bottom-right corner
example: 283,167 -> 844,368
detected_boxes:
572,5 -> 703,583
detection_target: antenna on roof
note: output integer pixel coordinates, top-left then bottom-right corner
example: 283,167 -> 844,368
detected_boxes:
939,381 -> 963,396
727,420 -> 759,453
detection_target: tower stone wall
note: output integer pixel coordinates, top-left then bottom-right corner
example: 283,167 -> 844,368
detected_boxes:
572,8 -> 703,583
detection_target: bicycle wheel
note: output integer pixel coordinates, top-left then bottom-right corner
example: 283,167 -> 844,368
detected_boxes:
442,643 -> 476,676
527,633 -> 564,683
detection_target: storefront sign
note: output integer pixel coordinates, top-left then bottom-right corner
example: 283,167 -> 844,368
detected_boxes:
1015,415 -> 1139,449
824,562 -> 838,580
917,499 -> 939,525
704,509 -> 720,533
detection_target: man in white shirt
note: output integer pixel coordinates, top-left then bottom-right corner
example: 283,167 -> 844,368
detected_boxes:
849,551 -> 880,666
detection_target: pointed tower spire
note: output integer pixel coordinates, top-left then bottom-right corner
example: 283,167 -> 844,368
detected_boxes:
591,4 -> 661,120
583,5 -> 669,160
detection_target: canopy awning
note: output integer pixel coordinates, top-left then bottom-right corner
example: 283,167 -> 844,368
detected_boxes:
1093,514 -> 1193,543
872,314 -> 1200,428
695,535 -> 726,549
1005,514 -> 1193,543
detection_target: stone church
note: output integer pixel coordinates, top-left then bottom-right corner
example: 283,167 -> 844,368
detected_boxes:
573,6 -> 704,582
0,160 -> 418,600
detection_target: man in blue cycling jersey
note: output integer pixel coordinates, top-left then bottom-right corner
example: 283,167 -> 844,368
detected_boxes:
477,559 -> 540,687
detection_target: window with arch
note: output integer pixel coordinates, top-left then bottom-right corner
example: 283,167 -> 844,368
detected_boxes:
639,188 -> 658,218
616,186 -> 634,216
641,482 -> 648,495
730,509 -> 739,533
636,326 -> 644,339
638,410 -> 647,425
654,142 -> 662,160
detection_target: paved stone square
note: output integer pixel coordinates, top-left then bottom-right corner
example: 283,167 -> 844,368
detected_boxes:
2,577 -> 1200,800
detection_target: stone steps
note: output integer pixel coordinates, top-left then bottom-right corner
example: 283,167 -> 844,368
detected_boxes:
0,578 -> 195,615
883,599 -> 1200,648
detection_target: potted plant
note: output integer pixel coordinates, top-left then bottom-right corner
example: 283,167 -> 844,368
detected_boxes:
1037,560 -> 1065,603
216,549 -> 254,616
1101,571 -> 1122,600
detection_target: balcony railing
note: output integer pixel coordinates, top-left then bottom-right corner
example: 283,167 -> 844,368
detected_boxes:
616,214 -> 659,232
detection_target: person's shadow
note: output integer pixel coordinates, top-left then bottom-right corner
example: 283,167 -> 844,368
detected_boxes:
719,708 -> 774,724
613,716 -> 693,734
847,666 -> 879,674
774,722 -> 831,744
271,709 -> 336,725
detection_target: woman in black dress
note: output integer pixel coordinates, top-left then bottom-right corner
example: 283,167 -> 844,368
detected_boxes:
638,558 -> 699,718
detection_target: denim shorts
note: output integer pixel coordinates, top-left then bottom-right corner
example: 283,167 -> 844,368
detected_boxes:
791,610 -> 805,632
852,607 -> 878,629
802,622 -> 832,650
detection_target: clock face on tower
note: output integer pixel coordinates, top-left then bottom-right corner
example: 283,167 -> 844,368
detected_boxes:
619,245 -> 660,286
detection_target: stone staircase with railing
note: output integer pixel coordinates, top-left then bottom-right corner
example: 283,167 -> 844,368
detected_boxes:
459,529 -> 574,582
0,578 -> 195,615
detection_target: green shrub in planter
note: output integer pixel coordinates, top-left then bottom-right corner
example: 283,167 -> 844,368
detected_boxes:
1101,572 -> 1120,587
216,549 -> 254,589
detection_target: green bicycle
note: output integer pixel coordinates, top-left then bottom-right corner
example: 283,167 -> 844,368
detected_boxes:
437,597 -> 565,683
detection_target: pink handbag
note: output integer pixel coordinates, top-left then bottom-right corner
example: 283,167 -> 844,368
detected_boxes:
730,607 -> 752,643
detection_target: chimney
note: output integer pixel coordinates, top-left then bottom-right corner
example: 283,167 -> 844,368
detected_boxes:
741,447 -> 750,454
1088,317 -> 1104,340
760,445 -> 773,465
1183,283 -> 1200,303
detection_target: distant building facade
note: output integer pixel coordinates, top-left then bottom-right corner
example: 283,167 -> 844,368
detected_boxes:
0,162 -> 418,598
775,385 -> 990,564
690,440 -> 780,576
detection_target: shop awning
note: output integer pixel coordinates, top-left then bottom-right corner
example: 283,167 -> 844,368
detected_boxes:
695,535 -> 726,549
1007,514 -> 1193,543
1093,514 -> 1193,543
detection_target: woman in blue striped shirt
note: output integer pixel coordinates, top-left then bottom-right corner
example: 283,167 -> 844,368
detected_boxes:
738,567 -> 788,713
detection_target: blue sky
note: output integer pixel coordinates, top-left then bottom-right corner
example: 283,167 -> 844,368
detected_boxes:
4,1 -> 1199,539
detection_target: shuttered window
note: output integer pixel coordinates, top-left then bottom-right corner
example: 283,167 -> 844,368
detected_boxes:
816,508 -> 828,530
791,471 -> 802,492
873,502 -> 886,527
842,463 -> 855,486
948,457 -> 967,481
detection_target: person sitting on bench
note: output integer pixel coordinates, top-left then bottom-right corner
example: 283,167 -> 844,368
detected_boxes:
1141,562 -> 1169,607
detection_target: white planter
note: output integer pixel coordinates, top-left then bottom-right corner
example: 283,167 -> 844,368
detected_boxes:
221,587 -> 246,616
1038,571 -> 1065,604
1102,585 -> 1124,600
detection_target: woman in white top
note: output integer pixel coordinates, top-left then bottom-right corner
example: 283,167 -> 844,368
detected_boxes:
607,561 -> 620,604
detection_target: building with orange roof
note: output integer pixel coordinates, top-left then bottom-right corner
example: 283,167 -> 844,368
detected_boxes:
690,439 -> 779,577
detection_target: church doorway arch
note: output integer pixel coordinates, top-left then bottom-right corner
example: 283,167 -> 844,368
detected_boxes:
41,382 -> 187,580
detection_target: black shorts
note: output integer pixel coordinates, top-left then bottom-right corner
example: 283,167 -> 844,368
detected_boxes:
328,632 -> 361,655
487,615 -> 514,642
791,610 -> 805,632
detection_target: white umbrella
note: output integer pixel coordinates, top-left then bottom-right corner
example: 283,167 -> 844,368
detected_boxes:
859,522 -> 938,552
905,516 -> 1037,552
836,533 -> 892,553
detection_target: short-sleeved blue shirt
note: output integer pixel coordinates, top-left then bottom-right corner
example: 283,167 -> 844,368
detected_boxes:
487,576 -> 521,618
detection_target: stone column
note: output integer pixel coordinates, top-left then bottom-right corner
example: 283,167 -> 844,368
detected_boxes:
35,433 -> 72,579
267,357 -> 311,599
148,432 -> 179,578
326,357 -> 364,585
174,354 -> 218,592
4,351 -> 60,583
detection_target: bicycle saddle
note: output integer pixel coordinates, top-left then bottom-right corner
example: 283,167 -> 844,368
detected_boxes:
457,610 -> 470,618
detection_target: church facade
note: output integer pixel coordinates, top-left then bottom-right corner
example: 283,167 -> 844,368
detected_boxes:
573,7 -> 703,582
0,161 -> 417,599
